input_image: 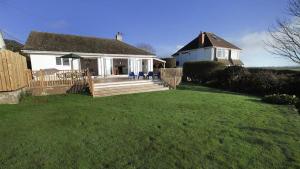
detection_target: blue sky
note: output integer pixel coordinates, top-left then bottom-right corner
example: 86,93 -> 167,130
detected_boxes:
0,0 -> 297,66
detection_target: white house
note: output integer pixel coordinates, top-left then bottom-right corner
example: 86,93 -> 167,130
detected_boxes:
22,31 -> 165,77
173,32 -> 243,66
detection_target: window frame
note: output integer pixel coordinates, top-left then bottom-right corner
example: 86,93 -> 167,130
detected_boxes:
216,48 -> 229,59
56,57 -> 62,65
62,58 -> 70,66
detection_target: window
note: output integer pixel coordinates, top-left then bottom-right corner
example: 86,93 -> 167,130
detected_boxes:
217,49 -> 223,58
56,57 -> 62,65
63,58 -> 70,65
216,48 -> 229,59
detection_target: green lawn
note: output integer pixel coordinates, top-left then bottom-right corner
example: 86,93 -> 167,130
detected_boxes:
0,85 -> 299,169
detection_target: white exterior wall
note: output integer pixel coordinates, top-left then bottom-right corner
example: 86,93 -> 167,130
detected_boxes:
176,47 -> 214,67
30,54 -> 79,71
29,53 -> 154,76
0,32 -> 5,50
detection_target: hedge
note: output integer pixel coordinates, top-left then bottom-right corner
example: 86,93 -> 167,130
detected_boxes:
183,63 -> 300,96
162,58 -> 177,68
183,61 -> 226,83
262,94 -> 298,105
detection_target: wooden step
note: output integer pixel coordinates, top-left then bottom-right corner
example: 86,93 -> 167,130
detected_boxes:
93,80 -> 162,88
93,87 -> 169,97
94,84 -> 166,94
94,84 -> 163,92
92,79 -> 168,97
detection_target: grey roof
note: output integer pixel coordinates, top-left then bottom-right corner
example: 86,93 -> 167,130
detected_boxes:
173,32 -> 241,56
23,31 -> 153,55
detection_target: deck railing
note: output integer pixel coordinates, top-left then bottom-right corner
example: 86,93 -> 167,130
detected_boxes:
28,69 -> 87,88
160,68 -> 183,89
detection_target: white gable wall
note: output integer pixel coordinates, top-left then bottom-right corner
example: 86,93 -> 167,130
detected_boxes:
176,47 -> 214,67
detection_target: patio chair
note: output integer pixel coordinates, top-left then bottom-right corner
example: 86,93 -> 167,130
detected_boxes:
138,72 -> 145,79
146,71 -> 154,79
128,72 -> 136,79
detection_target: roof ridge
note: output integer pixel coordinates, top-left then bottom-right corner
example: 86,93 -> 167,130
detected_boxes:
24,31 -> 154,55
30,31 -> 116,42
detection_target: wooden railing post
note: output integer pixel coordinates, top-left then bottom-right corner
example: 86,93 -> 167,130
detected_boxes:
40,69 -> 45,90
86,69 -> 94,96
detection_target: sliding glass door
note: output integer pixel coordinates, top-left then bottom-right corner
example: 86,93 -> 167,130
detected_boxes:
104,58 -> 112,76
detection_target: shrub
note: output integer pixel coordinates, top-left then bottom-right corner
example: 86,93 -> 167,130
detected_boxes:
296,101 -> 300,113
162,58 -> 176,68
241,71 -> 283,95
262,94 -> 299,105
210,66 -> 250,89
183,61 -> 225,83
284,76 -> 300,97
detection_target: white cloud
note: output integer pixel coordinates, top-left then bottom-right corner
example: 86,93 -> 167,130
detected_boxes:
232,17 -> 300,67
235,31 -> 297,67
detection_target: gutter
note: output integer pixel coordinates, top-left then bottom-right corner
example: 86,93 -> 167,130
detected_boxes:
21,50 -> 157,58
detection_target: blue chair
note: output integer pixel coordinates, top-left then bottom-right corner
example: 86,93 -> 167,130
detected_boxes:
129,72 -> 136,79
147,71 -> 154,79
138,72 -> 145,79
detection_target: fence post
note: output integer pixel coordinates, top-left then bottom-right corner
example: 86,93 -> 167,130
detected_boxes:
26,70 -> 30,87
40,69 -> 45,89
174,76 -> 177,90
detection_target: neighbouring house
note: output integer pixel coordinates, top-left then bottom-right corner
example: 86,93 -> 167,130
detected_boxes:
172,32 -> 243,67
22,31 -> 166,77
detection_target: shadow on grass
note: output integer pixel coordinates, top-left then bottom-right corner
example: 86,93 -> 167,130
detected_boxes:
177,84 -> 250,97
238,126 -> 293,137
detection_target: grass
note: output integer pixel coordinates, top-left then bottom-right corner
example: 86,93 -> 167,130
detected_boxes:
0,85 -> 299,169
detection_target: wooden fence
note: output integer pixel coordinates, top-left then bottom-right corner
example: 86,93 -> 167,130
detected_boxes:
160,68 -> 183,89
28,69 -> 87,88
0,50 -> 29,92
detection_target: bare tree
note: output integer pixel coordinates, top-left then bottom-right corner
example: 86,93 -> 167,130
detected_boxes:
136,43 -> 156,54
266,0 -> 300,64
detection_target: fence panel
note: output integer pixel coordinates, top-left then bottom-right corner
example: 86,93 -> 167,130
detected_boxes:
160,68 -> 183,89
0,50 -> 28,92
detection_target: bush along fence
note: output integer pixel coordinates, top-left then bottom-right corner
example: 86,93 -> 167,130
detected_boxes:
160,68 -> 183,89
182,61 -> 300,97
0,50 -> 29,92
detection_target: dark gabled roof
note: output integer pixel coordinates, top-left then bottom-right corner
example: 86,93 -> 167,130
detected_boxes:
173,32 -> 241,56
4,39 -> 24,52
23,31 -> 153,55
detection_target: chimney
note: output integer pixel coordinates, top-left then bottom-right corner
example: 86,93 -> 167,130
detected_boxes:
201,32 -> 205,45
116,32 -> 123,41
